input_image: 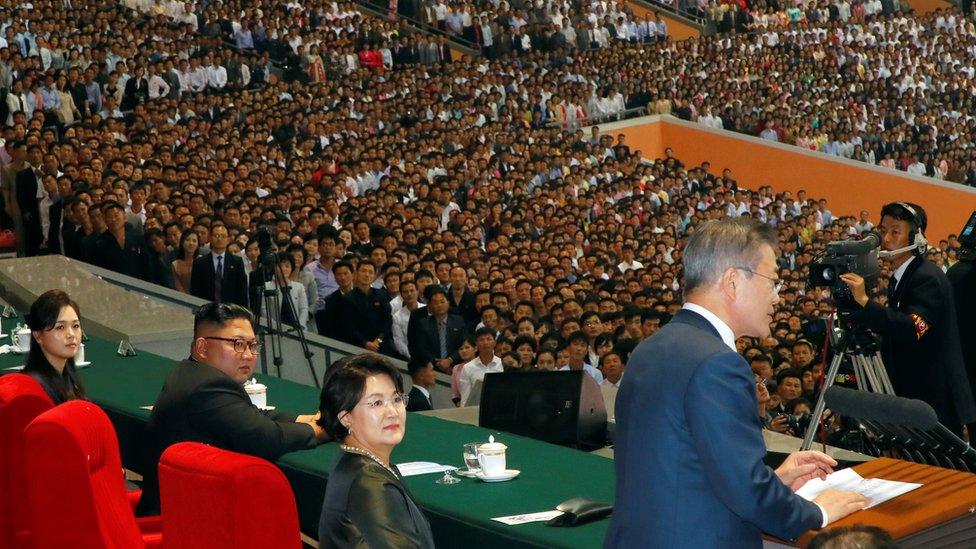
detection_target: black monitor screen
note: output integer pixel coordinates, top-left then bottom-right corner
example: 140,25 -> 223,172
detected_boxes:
478,370 -> 583,446
959,210 -> 976,248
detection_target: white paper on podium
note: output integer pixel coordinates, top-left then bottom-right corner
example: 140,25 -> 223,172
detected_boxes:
796,468 -> 922,509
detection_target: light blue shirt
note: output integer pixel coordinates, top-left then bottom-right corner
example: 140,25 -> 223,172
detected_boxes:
558,362 -> 604,383
39,86 -> 60,111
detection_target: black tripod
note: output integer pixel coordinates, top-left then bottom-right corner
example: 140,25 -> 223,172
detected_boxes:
253,257 -> 319,388
800,311 -> 894,450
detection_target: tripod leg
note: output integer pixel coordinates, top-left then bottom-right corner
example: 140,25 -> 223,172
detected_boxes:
852,355 -> 868,391
801,353 -> 846,451
871,352 -> 896,395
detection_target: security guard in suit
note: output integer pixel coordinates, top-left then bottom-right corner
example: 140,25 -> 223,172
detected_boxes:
841,202 -> 976,434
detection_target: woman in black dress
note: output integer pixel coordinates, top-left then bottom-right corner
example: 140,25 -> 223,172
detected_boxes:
317,354 -> 435,548
23,289 -> 86,404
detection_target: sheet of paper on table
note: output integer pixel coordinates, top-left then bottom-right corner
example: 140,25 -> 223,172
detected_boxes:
396,461 -> 457,477
796,468 -> 922,509
492,510 -> 565,525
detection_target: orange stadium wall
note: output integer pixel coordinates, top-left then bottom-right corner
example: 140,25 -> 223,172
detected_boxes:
600,116 -> 976,241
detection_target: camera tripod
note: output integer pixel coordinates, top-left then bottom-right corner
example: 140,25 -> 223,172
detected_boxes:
253,259 -> 320,388
800,311 -> 894,451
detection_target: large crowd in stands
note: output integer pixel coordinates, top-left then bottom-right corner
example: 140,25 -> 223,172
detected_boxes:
0,0 -> 973,428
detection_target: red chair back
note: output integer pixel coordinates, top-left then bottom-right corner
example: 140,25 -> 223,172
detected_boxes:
24,400 -> 146,549
159,442 -> 302,549
0,374 -> 53,549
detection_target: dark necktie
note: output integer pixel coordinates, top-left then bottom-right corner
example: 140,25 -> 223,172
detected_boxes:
214,255 -> 223,302
438,321 -> 448,359
886,275 -> 897,302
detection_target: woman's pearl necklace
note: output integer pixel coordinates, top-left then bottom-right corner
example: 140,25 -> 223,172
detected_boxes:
341,444 -> 397,478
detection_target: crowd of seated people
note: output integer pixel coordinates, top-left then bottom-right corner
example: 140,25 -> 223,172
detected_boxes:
391,0 -> 669,55
1,0 -> 974,429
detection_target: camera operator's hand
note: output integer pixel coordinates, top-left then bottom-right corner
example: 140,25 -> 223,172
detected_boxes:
769,414 -> 792,434
839,273 -> 869,307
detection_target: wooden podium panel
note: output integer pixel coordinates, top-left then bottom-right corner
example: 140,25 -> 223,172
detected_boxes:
795,458 -> 976,547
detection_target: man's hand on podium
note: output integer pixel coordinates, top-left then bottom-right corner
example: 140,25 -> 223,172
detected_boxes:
776,450 -> 836,491
812,490 -> 870,525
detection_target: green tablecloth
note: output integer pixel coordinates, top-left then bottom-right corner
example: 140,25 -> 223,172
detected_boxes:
1,328 -> 614,548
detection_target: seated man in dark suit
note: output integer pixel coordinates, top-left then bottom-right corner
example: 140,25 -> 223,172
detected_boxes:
606,218 -> 867,547
137,302 -> 327,516
407,285 -> 467,374
190,223 -> 248,307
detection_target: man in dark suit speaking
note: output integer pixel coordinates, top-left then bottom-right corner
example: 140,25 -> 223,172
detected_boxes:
606,218 -> 867,548
137,302 -> 327,515
190,223 -> 248,307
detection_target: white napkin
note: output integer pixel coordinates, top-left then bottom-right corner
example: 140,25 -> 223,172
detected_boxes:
395,462 -> 458,477
492,511 -> 565,525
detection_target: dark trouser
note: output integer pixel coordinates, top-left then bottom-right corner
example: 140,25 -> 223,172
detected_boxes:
314,309 -> 329,336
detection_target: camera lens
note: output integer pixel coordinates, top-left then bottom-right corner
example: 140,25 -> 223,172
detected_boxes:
819,266 -> 836,282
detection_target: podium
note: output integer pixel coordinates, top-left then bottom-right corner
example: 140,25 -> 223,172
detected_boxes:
766,457 -> 976,547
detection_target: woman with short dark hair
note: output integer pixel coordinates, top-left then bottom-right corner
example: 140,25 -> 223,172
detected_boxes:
23,290 -> 86,404
317,354 -> 434,548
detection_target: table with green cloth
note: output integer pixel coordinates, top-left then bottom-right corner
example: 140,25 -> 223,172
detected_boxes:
1,330 -> 615,548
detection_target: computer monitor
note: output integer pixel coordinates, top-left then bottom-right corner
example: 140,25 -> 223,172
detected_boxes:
478,370 -> 607,450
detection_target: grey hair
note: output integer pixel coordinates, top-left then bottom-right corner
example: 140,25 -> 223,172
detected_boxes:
682,217 -> 778,297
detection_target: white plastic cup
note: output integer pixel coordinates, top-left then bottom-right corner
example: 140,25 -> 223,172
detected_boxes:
76,343 -> 86,364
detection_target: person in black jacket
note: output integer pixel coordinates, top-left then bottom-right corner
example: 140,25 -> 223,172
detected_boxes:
15,145 -> 44,256
406,360 -> 435,412
317,354 -> 434,548
143,228 -> 175,289
137,303 -> 327,516
121,65 -> 149,111
841,202 -> 976,433
947,244 -> 976,433
190,223 -> 248,307
92,202 -> 146,279
338,261 -> 394,354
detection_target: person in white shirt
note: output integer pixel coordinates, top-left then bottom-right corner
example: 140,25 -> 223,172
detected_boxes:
392,279 -> 425,359
147,65 -> 171,99
187,57 -> 208,93
206,55 -> 228,91
599,351 -> 625,389
459,327 -> 503,405
557,332 -> 604,383
617,245 -> 644,273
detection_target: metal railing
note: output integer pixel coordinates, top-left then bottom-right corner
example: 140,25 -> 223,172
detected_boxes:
70,260 -> 455,406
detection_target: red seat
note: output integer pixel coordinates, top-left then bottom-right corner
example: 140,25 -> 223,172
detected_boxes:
159,442 -> 302,549
0,374 -> 53,549
24,400 -> 162,549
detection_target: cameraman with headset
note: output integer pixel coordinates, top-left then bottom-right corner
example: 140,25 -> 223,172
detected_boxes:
839,202 -> 976,436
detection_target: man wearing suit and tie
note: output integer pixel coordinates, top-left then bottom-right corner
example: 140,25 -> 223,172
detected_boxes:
15,144 -> 45,256
191,223 -> 248,307
407,285 -> 467,374
606,218 -> 867,548
840,202 -> 976,433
